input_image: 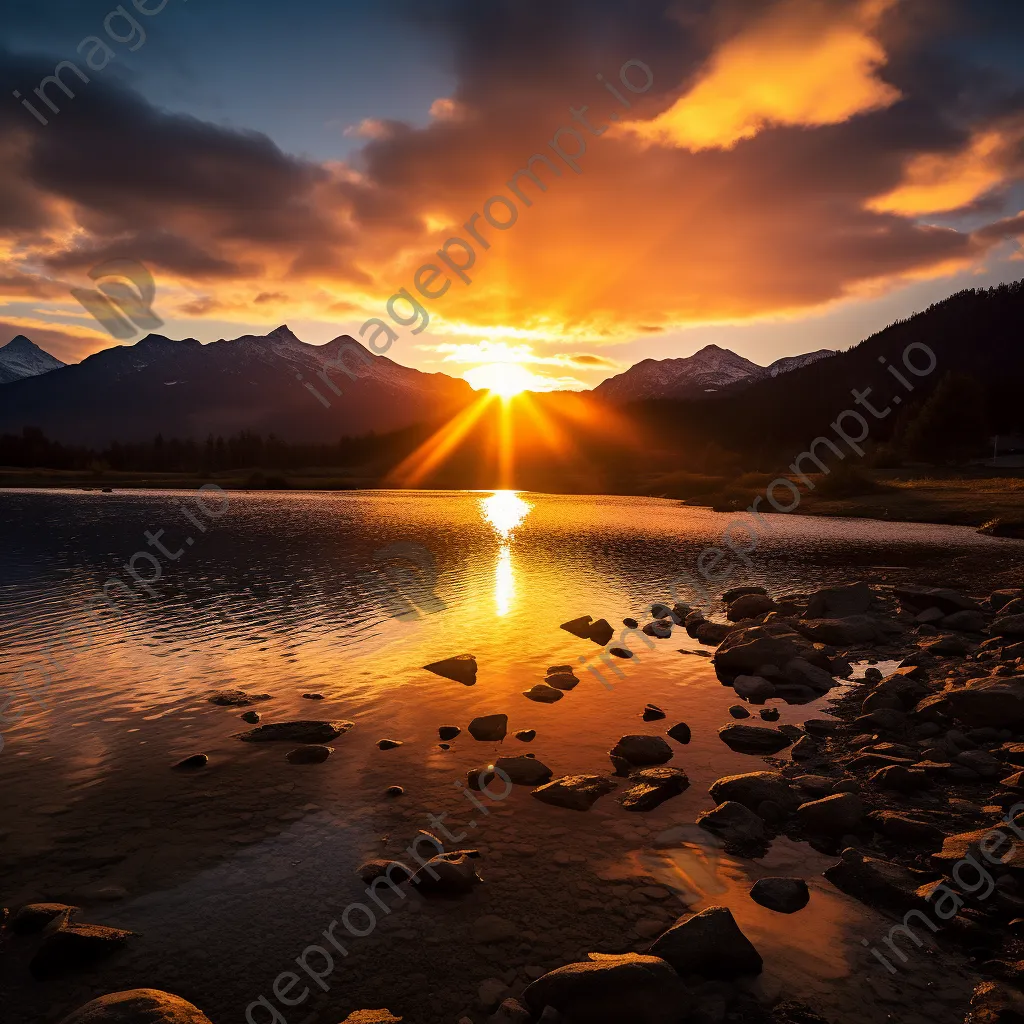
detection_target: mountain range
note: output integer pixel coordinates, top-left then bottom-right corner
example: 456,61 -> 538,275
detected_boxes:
0,335 -> 66,385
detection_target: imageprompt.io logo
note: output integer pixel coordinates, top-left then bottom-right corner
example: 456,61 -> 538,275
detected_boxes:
71,258 -> 164,340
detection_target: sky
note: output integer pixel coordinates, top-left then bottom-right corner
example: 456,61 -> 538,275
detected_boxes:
2,0 -> 1023,391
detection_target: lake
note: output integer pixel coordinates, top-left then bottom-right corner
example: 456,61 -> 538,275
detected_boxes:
0,489 -> 1014,1023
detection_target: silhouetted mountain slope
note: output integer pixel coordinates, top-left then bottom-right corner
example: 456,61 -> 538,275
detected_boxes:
0,327 -> 474,444
0,335 -> 65,384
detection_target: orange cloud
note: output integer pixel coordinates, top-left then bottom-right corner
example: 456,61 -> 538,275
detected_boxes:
624,0 -> 900,151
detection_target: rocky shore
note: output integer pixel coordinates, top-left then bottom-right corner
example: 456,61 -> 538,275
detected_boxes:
5,578 -> 1024,1024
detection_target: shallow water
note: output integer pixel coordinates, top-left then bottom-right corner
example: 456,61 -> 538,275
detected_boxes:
0,489 -> 1007,1022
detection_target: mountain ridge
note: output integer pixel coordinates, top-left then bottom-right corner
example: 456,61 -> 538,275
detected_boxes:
0,335 -> 66,385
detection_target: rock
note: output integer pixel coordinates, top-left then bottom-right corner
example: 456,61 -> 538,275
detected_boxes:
729,705 -> 751,719
286,745 -> 333,764
649,906 -> 763,978
923,634 -> 970,656
723,586 -> 769,602
823,848 -> 935,914
782,658 -> 834,693
515,729 -> 536,742
939,676 -> 1024,728
697,801 -> 766,846
31,923 -> 135,979
385,785 -> 403,797
207,690 -> 271,707
806,582 -> 873,619
439,726 -> 461,741
651,603 -> 673,619
719,724 -> 793,754
11,903 -> 78,935
728,594 -> 776,620
609,647 -> 634,659
57,989 -> 213,1024
493,755 -> 553,786
620,768 -> 690,811
561,615 -> 594,639
523,683 -> 564,703
993,615 -> 1024,639
546,672 -> 580,691
171,753 -> 208,771
710,771 -> 801,812
695,621 -> 734,646
672,602 -> 692,622
867,811 -> 946,847
340,1014 -> 402,1024
733,675 -> 776,702
941,610 -> 988,632
589,619 -> 615,645
968,980 -> 1024,1024
793,616 -> 882,645
643,620 -> 674,639
611,735 -> 674,766
992,590 -> 1024,611
377,738 -> 404,750
869,765 -> 928,792
410,851 -> 481,895
933,827 -> 1024,872
791,736 -> 820,761
357,859 -> 412,884
523,952 -> 686,1024
642,703 -> 666,721
301,692 -> 324,700
957,749 -> 1002,777
472,915 -> 518,944
486,1000 -> 530,1024
623,617 -> 639,629
667,722 -> 692,744
915,607 -> 945,624
760,708 -> 780,721
715,624 -> 831,678
797,793 -> 864,835
479,978 -> 511,1011
469,714 -> 508,741
532,775 -> 617,811
749,877 -> 809,914
893,584 -> 979,615
424,654 -> 478,685
238,721 -> 353,743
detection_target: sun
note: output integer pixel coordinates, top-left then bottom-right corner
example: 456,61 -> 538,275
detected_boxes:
464,362 -> 541,399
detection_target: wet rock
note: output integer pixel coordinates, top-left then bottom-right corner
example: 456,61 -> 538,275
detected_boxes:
867,811 -> 946,847
672,602 -> 692,622
697,801 -> 766,847
472,914 -> 518,944
957,749 -> 1002,777
207,690 -> 272,707
823,848 -> 935,914
797,793 -> 864,835
411,851 -> 481,895
715,624 -> 831,678
57,989 -> 213,1024
749,877 -> 809,914
532,775 -> 617,811
710,771 -> 801,812
893,584 -> 979,615
968,980 -> 1024,1024
938,676 -> 1024,728
728,594 -> 776,620
649,906 -> 763,978
611,735 -> 674,766
760,708 -> 780,721
719,724 -> 793,754
240,710 -> 260,724
523,683 -> 564,703
494,755 -> 553,786
171,753 -> 208,771
643,620 -> 674,639
31,923 -> 135,979
561,615 -> 594,639
424,654 -> 478,686
377,738 -> 404,750
651,603 -> 673,619
791,736 -> 820,761
667,722 -> 692,744
870,765 -> 929,792
642,704 -> 666,721
546,672 -> 580,691
923,634 -> 970,656
620,768 -> 690,811
623,617 -> 639,629
286,745 -> 333,764
807,582 -> 873,619
523,952 -> 686,1024
589,619 -> 615,645
486,999 -> 530,1024
993,615 -> 1024,640
11,903 -> 78,935
357,859 -> 412,884
729,705 -> 751,719
794,616 -> 885,645
941,610 -> 988,632
723,585 -> 769,602
385,785 -> 403,797
734,675 -> 776,702
439,725 -> 461,741
933,827 -> 1024,872
515,729 -> 536,742
696,621 -> 735,646
302,692 -> 324,700
783,658 -> 834,693
469,714 -> 508,741
609,647 -> 634,659
238,720 -> 353,743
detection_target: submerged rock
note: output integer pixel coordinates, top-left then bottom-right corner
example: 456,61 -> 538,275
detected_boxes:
469,714 -> 508,741
532,775 -> 617,811
667,722 -> 692,744
514,729 -> 536,742
423,654 -> 477,686
286,745 -> 333,764
171,753 -> 208,771
523,683 -> 564,703
710,771 -> 801,812
410,851 -> 481,895
749,877 -> 809,914
439,725 -> 461,741
649,906 -> 763,978
620,768 -> 690,811
57,989 -> 213,1024
523,952 -> 685,1024
546,672 -> 580,691
208,689 -> 272,707
611,735 -> 674,766
696,801 -> 765,847
238,721 -> 353,743
718,724 -> 793,754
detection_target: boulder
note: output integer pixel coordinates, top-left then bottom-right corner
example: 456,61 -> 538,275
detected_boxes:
749,877 -> 809,914
469,714 -> 508,741
867,811 -> 946,847
797,793 -> 864,835
546,672 -> 579,691
649,906 -> 763,978
642,703 -> 666,721
729,705 -> 751,719
869,765 -> 929,792
423,654 -> 477,686
932,827 -> 1024,872
893,585 -> 979,615
696,801 -> 766,846
723,586 -> 768,602
238,721 -> 353,743
791,736 -> 820,761
991,590 -> 1024,611
357,859 -> 412,884
667,722 -> 692,744
941,676 -> 1024,728
561,615 -> 594,639
782,659 -> 834,693
733,676 -> 776,702
793,616 -> 882,645
493,755 -> 553,786
644,619 -> 674,639
31,923 -> 135,979
823,848 -> 935,914
523,683 -> 564,703
714,625 -> 830,679
728,594 -> 776,621
968,981 -> 1024,1024
589,619 -> 615,645
207,689 -> 272,707
718,725 -> 793,755
485,1000 -> 529,1024
11,903 -> 78,935
620,768 -> 690,811
611,735 -> 674,766
532,775 -> 617,811
410,851 -> 481,895
522,952 -> 686,1024
709,771 -> 801,812
57,989 -> 213,1024
806,582 -> 873,619
696,622 -> 734,646
941,610 -> 988,632
992,615 -> 1024,640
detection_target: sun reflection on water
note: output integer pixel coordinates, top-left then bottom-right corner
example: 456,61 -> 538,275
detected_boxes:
479,490 -> 532,616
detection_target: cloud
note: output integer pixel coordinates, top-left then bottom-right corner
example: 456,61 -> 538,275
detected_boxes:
622,0 -> 901,151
